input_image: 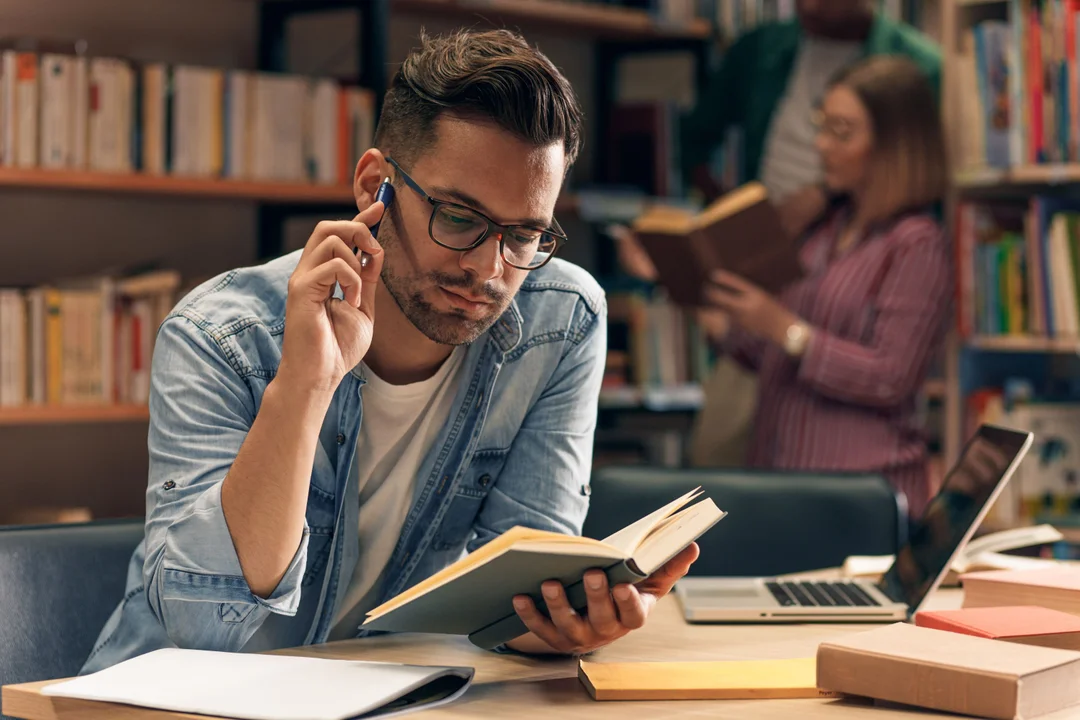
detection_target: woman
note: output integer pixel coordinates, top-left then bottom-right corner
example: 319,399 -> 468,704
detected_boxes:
618,55 -> 952,517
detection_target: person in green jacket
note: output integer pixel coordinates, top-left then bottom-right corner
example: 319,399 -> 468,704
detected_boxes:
691,0 -> 941,234
616,0 -> 940,277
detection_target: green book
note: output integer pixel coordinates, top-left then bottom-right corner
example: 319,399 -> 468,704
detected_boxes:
362,489 -> 726,650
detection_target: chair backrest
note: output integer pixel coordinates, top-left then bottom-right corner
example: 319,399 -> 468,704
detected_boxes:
582,466 -> 907,577
0,518 -> 143,713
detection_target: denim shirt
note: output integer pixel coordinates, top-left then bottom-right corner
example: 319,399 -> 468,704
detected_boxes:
82,249 -> 607,673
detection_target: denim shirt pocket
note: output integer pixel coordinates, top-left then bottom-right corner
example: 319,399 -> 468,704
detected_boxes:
430,449 -> 507,551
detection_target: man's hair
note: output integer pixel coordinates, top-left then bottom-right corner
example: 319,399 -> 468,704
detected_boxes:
827,55 -> 948,224
374,28 -> 583,173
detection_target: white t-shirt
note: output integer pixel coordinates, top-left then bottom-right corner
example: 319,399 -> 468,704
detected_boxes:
329,346 -> 467,640
759,36 -> 862,202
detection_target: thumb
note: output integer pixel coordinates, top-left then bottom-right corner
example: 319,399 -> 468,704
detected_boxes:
355,199 -> 385,228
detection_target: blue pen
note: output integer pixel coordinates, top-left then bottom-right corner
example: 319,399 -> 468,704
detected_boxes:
359,176 -> 394,269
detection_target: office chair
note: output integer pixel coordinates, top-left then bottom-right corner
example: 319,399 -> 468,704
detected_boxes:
0,518 -> 143,717
582,466 -> 907,577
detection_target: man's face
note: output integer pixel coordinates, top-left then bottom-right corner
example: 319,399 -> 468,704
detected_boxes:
795,0 -> 866,36
376,117 -> 565,346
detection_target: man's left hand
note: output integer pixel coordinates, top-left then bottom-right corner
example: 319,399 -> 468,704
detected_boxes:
505,543 -> 699,656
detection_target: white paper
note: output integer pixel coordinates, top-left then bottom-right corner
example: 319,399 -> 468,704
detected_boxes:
43,648 -> 474,720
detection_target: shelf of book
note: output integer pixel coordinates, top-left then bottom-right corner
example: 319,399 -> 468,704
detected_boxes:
966,335 -> 1080,353
0,404 -> 149,426
598,383 -> 703,412
0,167 -> 583,212
393,0 -> 713,40
956,166 -> 1080,189
0,168 -> 358,204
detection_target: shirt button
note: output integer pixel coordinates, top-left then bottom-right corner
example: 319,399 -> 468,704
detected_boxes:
336,433 -> 346,445
478,474 -> 491,488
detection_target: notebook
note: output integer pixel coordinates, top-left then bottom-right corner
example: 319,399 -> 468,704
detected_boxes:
363,488 -> 725,649
578,657 -> 840,701
630,181 -> 803,307
41,648 -> 474,720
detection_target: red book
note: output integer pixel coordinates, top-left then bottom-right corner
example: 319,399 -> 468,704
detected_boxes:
916,606 -> 1080,651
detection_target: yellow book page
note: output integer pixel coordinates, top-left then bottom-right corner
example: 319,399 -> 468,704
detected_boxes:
579,657 -> 836,701
365,526 -> 612,620
690,181 -> 768,231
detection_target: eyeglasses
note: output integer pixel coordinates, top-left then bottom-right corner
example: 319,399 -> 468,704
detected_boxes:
385,156 -> 566,271
810,108 -> 862,144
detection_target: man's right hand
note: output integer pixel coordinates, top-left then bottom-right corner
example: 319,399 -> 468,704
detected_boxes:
277,201 -> 386,396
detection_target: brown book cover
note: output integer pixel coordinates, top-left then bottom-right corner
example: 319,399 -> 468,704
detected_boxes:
817,623 -> 1080,720
916,606 -> 1080,651
962,567 -> 1080,617
630,182 -> 803,307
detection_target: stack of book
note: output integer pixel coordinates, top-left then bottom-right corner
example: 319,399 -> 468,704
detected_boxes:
0,44 -> 375,184
0,270 -> 181,408
955,196 -> 1080,340
955,2 -> 1080,171
605,291 -> 712,391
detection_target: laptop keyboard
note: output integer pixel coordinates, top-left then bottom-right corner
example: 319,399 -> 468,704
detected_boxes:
765,580 -> 882,608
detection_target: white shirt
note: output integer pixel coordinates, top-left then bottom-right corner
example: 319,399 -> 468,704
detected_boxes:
759,36 -> 862,202
329,346 -> 467,640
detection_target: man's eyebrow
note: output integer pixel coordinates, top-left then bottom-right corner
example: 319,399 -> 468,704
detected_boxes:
431,185 -> 552,228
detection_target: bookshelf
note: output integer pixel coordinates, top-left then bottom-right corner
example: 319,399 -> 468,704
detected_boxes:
967,335 -> 1080,353
393,0 -> 713,39
945,0 -> 1080,530
0,168 -> 357,203
0,404 -> 149,426
0,167 -> 581,210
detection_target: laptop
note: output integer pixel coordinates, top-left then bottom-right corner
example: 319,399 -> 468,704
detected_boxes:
674,424 -> 1034,623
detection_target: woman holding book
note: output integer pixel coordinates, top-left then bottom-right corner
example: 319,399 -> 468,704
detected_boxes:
618,55 -> 952,518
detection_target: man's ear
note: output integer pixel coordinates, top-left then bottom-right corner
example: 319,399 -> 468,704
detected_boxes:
354,148 -> 389,212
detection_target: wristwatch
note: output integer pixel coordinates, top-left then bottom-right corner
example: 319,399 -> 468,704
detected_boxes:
783,321 -> 812,357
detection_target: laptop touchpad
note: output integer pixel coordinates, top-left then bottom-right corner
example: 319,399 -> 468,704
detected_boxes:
680,580 -> 776,608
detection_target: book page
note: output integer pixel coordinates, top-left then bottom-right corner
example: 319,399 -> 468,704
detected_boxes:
959,524 -> 1064,566
632,498 -> 726,575
599,487 -> 703,556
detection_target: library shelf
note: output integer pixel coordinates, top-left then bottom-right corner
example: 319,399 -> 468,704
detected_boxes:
392,0 -> 713,40
956,164 -> 1080,189
0,167 -> 581,212
0,404 -> 150,426
967,335 -> 1080,353
0,167 -> 358,203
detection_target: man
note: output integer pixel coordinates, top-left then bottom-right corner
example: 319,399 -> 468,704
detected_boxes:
82,28 -> 697,673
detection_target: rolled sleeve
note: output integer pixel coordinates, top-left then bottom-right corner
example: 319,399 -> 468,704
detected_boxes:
158,481 -> 310,616
141,314 -> 310,651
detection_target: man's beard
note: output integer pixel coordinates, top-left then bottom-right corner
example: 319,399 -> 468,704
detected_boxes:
378,212 -> 512,346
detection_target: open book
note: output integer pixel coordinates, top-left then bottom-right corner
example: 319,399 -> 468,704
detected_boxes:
843,524 -> 1068,586
630,182 -> 803,307
363,489 -> 725,649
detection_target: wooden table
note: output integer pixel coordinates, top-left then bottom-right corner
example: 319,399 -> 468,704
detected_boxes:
5,588 -> 1080,720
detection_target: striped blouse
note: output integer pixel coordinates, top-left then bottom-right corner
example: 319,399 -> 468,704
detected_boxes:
723,205 -> 953,518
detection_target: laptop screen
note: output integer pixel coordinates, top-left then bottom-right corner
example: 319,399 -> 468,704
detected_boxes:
876,425 -> 1032,613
